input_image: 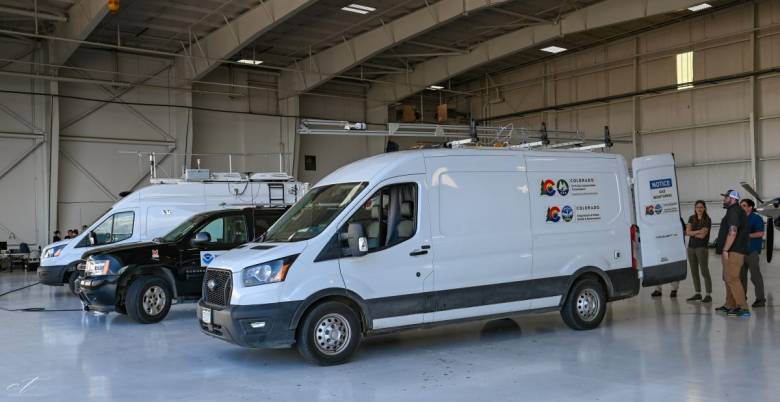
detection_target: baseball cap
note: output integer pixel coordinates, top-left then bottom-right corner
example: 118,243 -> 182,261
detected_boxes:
720,189 -> 740,200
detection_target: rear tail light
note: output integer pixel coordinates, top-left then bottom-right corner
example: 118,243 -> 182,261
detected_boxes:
630,224 -> 639,270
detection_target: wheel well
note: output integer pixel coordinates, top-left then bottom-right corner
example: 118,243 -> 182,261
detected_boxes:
117,267 -> 176,307
294,295 -> 368,335
566,269 -> 612,301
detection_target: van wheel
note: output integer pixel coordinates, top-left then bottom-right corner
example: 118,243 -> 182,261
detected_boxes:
296,301 -> 361,365
68,272 -> 80,295
125,276 -> 172,324
561,278 -> 606,330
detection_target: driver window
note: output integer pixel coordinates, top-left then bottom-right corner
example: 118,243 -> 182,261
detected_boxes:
200,215 -> 247,246
90,211 -> 135,246
344,183 -> 417,253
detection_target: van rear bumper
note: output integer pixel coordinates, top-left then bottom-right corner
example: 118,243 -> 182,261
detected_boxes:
197,300 -> 300,349
606,267 -> 640,300
641,260 -> 687,287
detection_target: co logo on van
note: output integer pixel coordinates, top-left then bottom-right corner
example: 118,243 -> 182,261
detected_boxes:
541,179 -> 556,196
546,206 -> 561,222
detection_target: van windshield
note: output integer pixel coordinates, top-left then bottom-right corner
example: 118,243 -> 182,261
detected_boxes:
264,182 -> 366,242
160,214 -> 207,242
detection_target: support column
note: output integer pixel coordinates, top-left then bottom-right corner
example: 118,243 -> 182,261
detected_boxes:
749,2 -> 760,192
172,63 -> 193,174
278,96 -> 299,176
48,80 -> 60,244
632,36 -> 641,159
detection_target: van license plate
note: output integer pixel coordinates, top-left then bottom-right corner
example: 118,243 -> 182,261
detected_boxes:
202,307 -> 211,324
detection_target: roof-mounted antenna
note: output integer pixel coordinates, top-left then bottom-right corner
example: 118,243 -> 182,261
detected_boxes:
604,125 -> 614,148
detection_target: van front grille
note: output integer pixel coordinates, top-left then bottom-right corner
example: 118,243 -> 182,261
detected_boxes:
203,269 -> 232,308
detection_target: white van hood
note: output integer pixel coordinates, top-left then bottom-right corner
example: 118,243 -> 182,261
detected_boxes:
206,241 -> 309,273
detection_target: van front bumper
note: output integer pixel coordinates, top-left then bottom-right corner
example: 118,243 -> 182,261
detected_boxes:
37,264 -> 71,285
78,275 -> 119,312
197,300 -> 301,349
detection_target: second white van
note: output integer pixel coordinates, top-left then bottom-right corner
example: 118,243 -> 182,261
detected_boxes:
195,149 -> 686,365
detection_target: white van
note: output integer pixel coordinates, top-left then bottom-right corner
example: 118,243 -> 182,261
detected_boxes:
196,149 -> 686,365
39,172 -> 308,292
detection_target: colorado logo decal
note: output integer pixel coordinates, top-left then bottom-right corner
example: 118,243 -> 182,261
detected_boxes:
546,206 -> 561,222
541,179 -> 556,196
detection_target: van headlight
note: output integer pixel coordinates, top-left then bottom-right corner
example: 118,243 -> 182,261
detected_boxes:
84,259 -> 110,276
242,255 -> 298,287
42,245 -> 66,259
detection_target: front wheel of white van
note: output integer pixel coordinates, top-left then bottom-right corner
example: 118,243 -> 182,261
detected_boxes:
561,278 -> 606,331
296,301 -> 361,365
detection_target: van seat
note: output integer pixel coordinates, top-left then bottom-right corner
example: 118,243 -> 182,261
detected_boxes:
366,206 -> 381,248
396,201 -> 414,239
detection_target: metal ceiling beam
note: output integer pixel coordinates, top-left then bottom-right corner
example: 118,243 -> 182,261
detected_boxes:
179,0 -> 317,82
277,0 -> 509,99
366,0 -> 705,120
51,0 -> 109,66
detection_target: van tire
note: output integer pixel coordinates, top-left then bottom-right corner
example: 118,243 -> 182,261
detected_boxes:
125,276 -> 172,324
561,278 -> 606,330
296,301 -> 361,365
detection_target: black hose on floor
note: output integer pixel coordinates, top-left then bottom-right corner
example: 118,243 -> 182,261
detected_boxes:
0,281 -> 83,312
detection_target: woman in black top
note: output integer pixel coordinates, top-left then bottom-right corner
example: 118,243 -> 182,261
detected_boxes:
686,200 -> 712,302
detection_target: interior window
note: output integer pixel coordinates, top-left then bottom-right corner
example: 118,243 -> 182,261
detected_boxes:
90,211 -> 135,246
199,215 -> 247,246
253,209 -> 286,241
344,183 -> 417,253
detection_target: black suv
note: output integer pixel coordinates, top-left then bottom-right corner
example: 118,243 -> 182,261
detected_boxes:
78,207 -> 286,323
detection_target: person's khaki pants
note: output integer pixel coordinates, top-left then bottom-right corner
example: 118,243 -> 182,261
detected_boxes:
722,252 -> 747,310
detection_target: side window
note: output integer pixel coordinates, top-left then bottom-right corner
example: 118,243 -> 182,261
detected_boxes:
112,212 -> 134,242
343,183 -> 417,253
199,215 -> 247,246
90,211 -> 135,246
254,210 -> 285,240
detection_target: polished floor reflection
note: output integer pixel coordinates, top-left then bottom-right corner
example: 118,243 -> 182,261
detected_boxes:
2,254 -> 779,401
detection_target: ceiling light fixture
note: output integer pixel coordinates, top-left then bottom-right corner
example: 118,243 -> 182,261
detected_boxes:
428,85 -> 444,90
540,46 -> 567,54
342,4 -> 376,14
687,3 -> 712,12
237,59 -> 263,65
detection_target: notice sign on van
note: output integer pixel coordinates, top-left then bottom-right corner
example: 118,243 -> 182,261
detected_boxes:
645,177 -> 679,216
540,177 -> 598,197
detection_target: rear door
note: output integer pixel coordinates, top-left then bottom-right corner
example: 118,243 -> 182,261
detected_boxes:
632,154 -> 687,287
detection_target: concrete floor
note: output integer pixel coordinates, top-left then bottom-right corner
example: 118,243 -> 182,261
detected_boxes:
2,253 -> 779,401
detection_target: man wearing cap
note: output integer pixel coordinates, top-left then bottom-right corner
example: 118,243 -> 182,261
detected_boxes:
714,190 -> 752,317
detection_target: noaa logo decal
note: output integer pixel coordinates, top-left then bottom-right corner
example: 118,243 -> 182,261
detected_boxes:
556,179 -> 570,196
561,205 -> 574,222
541,179 -> 556,196
655,203 -> 663,214
202,253 -> 215,265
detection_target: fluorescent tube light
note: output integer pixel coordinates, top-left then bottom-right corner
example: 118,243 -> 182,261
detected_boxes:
342,4 -> 375,14
428,85 -> 444,90
688,3 -> 712,12
540,46 -> 567,54
237,59 -> 263,65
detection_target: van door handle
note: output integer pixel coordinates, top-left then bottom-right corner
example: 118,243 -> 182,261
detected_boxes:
410,249 -> 428,256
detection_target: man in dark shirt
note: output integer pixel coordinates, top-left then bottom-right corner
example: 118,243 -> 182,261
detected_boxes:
52,230 -> 61,243
715,190 -> 751,317
739,199 -> 765,307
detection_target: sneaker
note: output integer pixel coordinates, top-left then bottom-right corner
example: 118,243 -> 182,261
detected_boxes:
670,290 -> 678,298
727,308 -> 752,317
702,295 -> 713,303
651,290 -> 662,297
687,294 -> 702,301
715,305 -> 729,313
752,299 -> 766,308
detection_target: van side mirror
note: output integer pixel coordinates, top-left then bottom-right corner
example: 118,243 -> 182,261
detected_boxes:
192,232 -> 211,247
346,223 -> 368,257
